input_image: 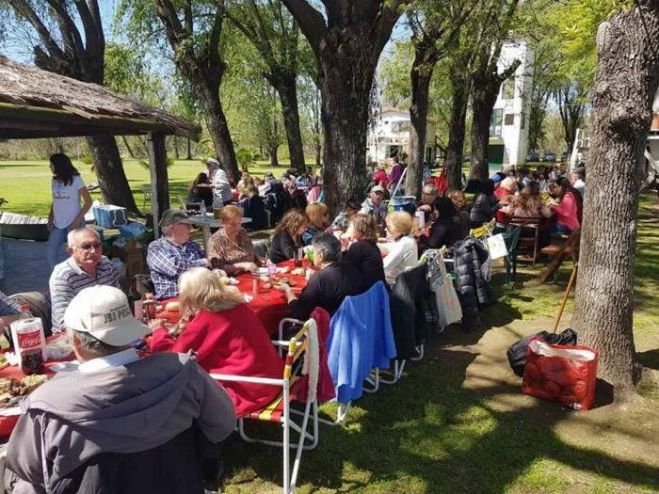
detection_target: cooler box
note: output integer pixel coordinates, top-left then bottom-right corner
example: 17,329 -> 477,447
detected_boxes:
389,196 -> 417,215
93,205 -> 128,228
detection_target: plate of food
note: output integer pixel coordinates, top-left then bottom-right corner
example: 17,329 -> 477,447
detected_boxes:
291,267 -> 305,276
278,277 -> 297,287
0,375 -> 48,408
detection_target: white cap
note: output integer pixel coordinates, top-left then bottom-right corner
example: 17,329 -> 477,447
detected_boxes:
371,185 -> 385,194
64,286 -> 150,347
205,158 -> 220,168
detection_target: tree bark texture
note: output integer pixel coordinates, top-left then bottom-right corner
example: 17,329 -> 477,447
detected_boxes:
147,133 -> 170,234
469,56 -> 520,180
191,74 -> 239,183
282,0 -> 407,216
572,0 -> 659,391
153,0 -> 239,183
87,135 -> 138,212
445,70 -> 469,191
407,44 -> 438,199
271,75 -> 306,172
269,144 -> 280,168
556,85 -> 585,155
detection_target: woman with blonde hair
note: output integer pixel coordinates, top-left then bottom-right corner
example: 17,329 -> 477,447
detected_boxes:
269,209 -> 308,263
149,267 -> 283,417
382,211 -> 418,285
208,205 -> 260,275
302,202 -> 329,245
344,213 -> 385,289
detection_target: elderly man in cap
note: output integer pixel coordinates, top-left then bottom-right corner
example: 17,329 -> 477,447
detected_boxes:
147,209 -> 209,300
360,185 -> 388,234
206,157 -> 233,207
5,285 -> 236,494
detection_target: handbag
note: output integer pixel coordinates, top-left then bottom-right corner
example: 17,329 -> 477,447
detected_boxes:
425,250 -> 462,328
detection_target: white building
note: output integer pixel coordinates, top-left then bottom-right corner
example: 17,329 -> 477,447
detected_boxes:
488,40 -> 534,169
367,107 -> 437,163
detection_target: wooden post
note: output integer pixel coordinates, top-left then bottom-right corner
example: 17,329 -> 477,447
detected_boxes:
147,132 -> 170,239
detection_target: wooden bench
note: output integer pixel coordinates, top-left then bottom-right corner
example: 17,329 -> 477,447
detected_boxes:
538,227 -> 581,284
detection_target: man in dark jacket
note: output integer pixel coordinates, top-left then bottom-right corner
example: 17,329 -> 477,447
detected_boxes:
6,285 -> 236,494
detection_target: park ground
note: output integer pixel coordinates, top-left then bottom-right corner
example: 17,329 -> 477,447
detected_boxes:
1,160 -> 658,493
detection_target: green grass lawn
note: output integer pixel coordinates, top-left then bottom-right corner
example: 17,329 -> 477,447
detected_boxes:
1,160 -> 658,493
0,158 -> 291,218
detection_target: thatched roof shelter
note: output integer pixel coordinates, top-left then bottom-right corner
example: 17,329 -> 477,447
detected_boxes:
0,56 -> 200,140
0,56 -> 200,233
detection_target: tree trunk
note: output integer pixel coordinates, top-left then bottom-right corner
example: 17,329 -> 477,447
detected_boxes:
572,1 -> 659,393
269,144 -> 280,168
407,49 -> 436,199
172,135 -> 180,160
193,78 -> 240,183
446,68 -> 469,191
319,71 -> 373,215
186,138 -> 192,160
315,40 -> 380,216
470,83 -> 497,180
272,75 -> 306,172
86,135 -> 138,213
121,136 -> 136,159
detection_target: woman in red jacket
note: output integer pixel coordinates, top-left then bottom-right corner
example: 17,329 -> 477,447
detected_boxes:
149,268 -> 283,417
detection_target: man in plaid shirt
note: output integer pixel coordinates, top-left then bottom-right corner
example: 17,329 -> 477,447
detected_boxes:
147,209 -> 210,299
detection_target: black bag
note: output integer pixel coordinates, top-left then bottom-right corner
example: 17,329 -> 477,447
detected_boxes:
507,328 -> 577,377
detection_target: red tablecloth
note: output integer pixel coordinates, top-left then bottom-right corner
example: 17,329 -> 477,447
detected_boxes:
0,336 -> 73,441
156,260 -> 309,334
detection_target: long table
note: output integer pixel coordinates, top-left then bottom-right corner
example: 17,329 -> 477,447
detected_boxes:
155,260 -> 309,334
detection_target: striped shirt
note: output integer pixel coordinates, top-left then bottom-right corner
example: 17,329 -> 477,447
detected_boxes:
146,237 -> 206,300
49,257 -> 119,332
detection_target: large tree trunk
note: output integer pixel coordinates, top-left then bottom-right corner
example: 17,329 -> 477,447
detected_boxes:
272,75 -> 306,172
407,48 -> 436,199
469,83 -> 498,180
87,135 -> 138,213
319,53 -> 375,216
572,1 -> 659,393
446,68 -> 469,191
268,144 -> 280,168
193,78 -> 240,183
186,138 -> 193,160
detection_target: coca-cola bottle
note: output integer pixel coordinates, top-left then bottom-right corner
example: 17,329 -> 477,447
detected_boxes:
13,317 -> 45,375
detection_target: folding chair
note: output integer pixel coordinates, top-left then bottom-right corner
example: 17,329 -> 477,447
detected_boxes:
501,225 -> 522,283
211,319 -> 319,494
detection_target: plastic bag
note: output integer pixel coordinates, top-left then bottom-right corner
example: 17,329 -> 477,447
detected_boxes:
507,328 -> 577,377
522,338 -> 597,410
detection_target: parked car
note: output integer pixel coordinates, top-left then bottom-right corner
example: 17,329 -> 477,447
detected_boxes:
526,150 -> 539,162
543,151 -> 557,162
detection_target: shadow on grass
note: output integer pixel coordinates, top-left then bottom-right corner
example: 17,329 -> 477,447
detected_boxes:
222,332 -> 658,493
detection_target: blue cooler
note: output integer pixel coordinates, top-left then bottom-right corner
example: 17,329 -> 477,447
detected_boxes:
389,196 -> 417,215
93,205 -> 128,228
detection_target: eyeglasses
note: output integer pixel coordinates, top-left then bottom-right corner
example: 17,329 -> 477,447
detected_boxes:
76,242 -> 102,251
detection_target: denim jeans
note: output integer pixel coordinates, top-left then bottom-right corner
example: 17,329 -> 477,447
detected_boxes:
47,226 -> 68,270
552,223 -> 571,235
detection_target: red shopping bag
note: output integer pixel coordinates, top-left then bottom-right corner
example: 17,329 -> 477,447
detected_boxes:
522,337 -> 598,410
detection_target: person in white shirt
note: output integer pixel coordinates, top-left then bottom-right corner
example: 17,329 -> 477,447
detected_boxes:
47,154 -> 92,270
568,171 -> 585,195
382,211 -> 418,285
205,158 -> 233,207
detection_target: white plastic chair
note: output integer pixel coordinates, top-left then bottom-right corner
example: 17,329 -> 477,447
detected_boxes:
212,319 -> 319,494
